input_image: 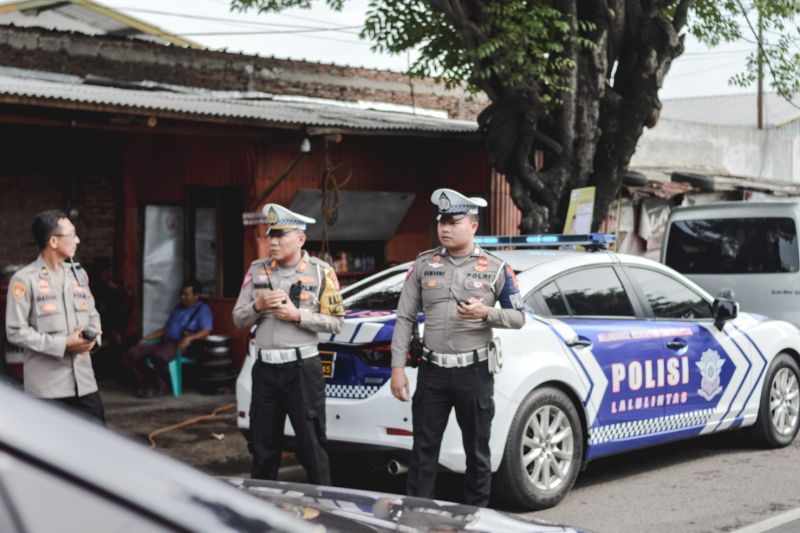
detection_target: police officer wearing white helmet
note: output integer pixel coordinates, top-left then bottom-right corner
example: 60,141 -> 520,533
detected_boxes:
233,204 -> 345,484
390,189 -> 525,506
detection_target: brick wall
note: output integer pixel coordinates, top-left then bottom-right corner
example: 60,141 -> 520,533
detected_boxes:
0,125 -> 121,273
0,25 -> 488,120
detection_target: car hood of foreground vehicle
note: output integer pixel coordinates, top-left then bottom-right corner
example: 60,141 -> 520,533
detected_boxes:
229,478 -> 590,533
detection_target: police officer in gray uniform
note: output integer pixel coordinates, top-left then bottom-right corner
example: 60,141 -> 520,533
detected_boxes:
390,189 -> 525,506
5,210 -> 104,422
233,204 -> 345,484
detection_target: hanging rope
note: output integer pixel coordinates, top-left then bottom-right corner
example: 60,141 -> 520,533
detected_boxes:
320,138 -> 352,262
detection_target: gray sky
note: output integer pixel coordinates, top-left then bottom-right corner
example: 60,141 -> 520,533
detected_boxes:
103,0 -> 756,100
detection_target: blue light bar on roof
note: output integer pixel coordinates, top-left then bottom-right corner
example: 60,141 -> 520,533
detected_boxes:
474,233 -> 615,249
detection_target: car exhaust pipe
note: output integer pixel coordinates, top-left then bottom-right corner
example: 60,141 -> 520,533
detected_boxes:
387,459 -> 408,475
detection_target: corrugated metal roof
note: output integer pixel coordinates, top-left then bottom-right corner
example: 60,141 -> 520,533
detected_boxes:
661,93 -> 800,129
0,0 -> 199,47
0,69 -> 479,134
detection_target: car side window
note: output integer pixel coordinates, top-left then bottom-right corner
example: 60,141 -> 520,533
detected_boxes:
555,267 -> 635,317
0,450 -> 174,533
627,267 -> 713,319
527,281 -> 569,316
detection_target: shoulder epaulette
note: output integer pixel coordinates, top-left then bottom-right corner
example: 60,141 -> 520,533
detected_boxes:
308,256 -> 333,270
481,249 -> 506,265
416,248 -> 439,259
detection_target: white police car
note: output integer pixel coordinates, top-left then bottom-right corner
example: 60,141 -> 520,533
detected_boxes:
236,234 -> 800,510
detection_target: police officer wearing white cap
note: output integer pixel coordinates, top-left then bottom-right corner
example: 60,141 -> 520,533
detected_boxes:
233,204 -> 345,484
390,188 -> 525,506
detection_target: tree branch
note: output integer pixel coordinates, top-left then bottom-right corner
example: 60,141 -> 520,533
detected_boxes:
672,0 -> 696,31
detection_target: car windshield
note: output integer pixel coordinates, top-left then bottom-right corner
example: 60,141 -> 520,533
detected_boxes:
666,217 -> 799,274
343,269 -> 407,310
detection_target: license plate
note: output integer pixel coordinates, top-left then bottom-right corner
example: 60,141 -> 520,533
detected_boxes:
320,351 -> 336,379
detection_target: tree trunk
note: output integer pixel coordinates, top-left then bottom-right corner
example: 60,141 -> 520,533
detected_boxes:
499,4 -> 688,233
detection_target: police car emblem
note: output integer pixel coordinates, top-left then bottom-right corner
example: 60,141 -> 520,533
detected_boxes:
438,192 -> 451,212
696,349 -> 725,400
266,207 -> 279,225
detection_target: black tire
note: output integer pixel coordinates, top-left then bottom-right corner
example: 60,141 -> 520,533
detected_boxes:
494,387 -> 583,510
670,171 -> 715,191
747,353 -> 800,448
622,170 -> 648,187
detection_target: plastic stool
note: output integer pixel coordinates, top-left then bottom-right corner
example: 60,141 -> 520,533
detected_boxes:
167,352 -> 195,397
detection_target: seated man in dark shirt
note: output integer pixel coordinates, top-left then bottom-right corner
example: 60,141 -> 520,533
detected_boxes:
122,279 -> 212,397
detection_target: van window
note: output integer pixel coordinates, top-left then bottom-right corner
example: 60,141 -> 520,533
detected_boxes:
665,217 -> 799,274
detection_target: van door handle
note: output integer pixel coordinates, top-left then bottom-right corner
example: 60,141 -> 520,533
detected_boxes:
666,340 -> 687,350
567,337 -> 592,348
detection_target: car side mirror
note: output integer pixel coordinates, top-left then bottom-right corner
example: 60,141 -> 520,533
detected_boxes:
713,298 -> 738,330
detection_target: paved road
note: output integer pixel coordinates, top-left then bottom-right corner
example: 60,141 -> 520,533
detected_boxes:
529,430 -> 800,533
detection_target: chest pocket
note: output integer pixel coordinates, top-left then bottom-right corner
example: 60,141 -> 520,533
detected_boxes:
298,285 -> 319,309
463,274 -> 497,305
421,270 -> 449,306
34,291 -> 63,333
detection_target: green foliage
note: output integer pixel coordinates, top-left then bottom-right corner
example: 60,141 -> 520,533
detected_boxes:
688,0 -> 800,98
230,0 -> 800,106
232,0 -> 595,105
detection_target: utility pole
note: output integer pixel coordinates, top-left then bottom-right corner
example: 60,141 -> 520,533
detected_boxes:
756,8 -> 764,129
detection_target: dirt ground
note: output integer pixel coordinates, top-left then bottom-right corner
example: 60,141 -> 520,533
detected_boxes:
101,379 -> 254,477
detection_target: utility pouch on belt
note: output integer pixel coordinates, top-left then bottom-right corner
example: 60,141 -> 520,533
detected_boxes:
408,319 -> 423,368
487,337 -> 503,374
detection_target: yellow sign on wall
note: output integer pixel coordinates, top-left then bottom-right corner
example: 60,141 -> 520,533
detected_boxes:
563,186 -> 596,234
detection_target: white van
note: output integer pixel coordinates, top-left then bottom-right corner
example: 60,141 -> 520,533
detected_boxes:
662,201 -> 800,326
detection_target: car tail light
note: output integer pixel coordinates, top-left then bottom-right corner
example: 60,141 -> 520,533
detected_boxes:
386,428 -> 413,436
358,344 -> 392,367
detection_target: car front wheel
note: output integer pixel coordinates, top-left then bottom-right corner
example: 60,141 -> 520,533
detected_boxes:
494,387 -> 583,510
749,353 -> 800,448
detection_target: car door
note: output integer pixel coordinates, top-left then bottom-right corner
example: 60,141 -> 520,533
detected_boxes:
528,265 -> 665,440
623,265 -> 746,434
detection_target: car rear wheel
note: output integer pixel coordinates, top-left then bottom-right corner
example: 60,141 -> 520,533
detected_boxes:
494,387 -> 583,510
748,353 -> 800,448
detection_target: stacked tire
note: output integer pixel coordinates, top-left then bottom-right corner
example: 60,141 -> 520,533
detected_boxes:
191,335 -> 236,394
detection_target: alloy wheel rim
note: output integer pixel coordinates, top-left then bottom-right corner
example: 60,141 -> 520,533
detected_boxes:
770,368 -> 800,436
521,404 -> 574,491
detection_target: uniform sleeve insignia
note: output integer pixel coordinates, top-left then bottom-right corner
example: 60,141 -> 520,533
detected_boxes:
12,281 -> 26,300
319,267 -> 345,317
241,271 -> 253,289
405,262 -> 416,280
326,268 -> 340,291
506,264 -> 519,290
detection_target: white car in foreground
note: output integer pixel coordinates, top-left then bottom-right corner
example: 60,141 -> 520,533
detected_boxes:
237,234 -> 800,509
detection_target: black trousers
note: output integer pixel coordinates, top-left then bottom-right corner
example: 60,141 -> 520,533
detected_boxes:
48,391 -> 106,425
407,359 -> 494,507
249,355 -> 331,485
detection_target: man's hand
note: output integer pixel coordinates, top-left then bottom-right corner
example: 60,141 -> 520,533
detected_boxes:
178,338 -> 191,351
456,297 -> 489,321
65,326 -> 95,354
390,367 -> 410,402
271,294 -> 301,323
254,289 -> 286,312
